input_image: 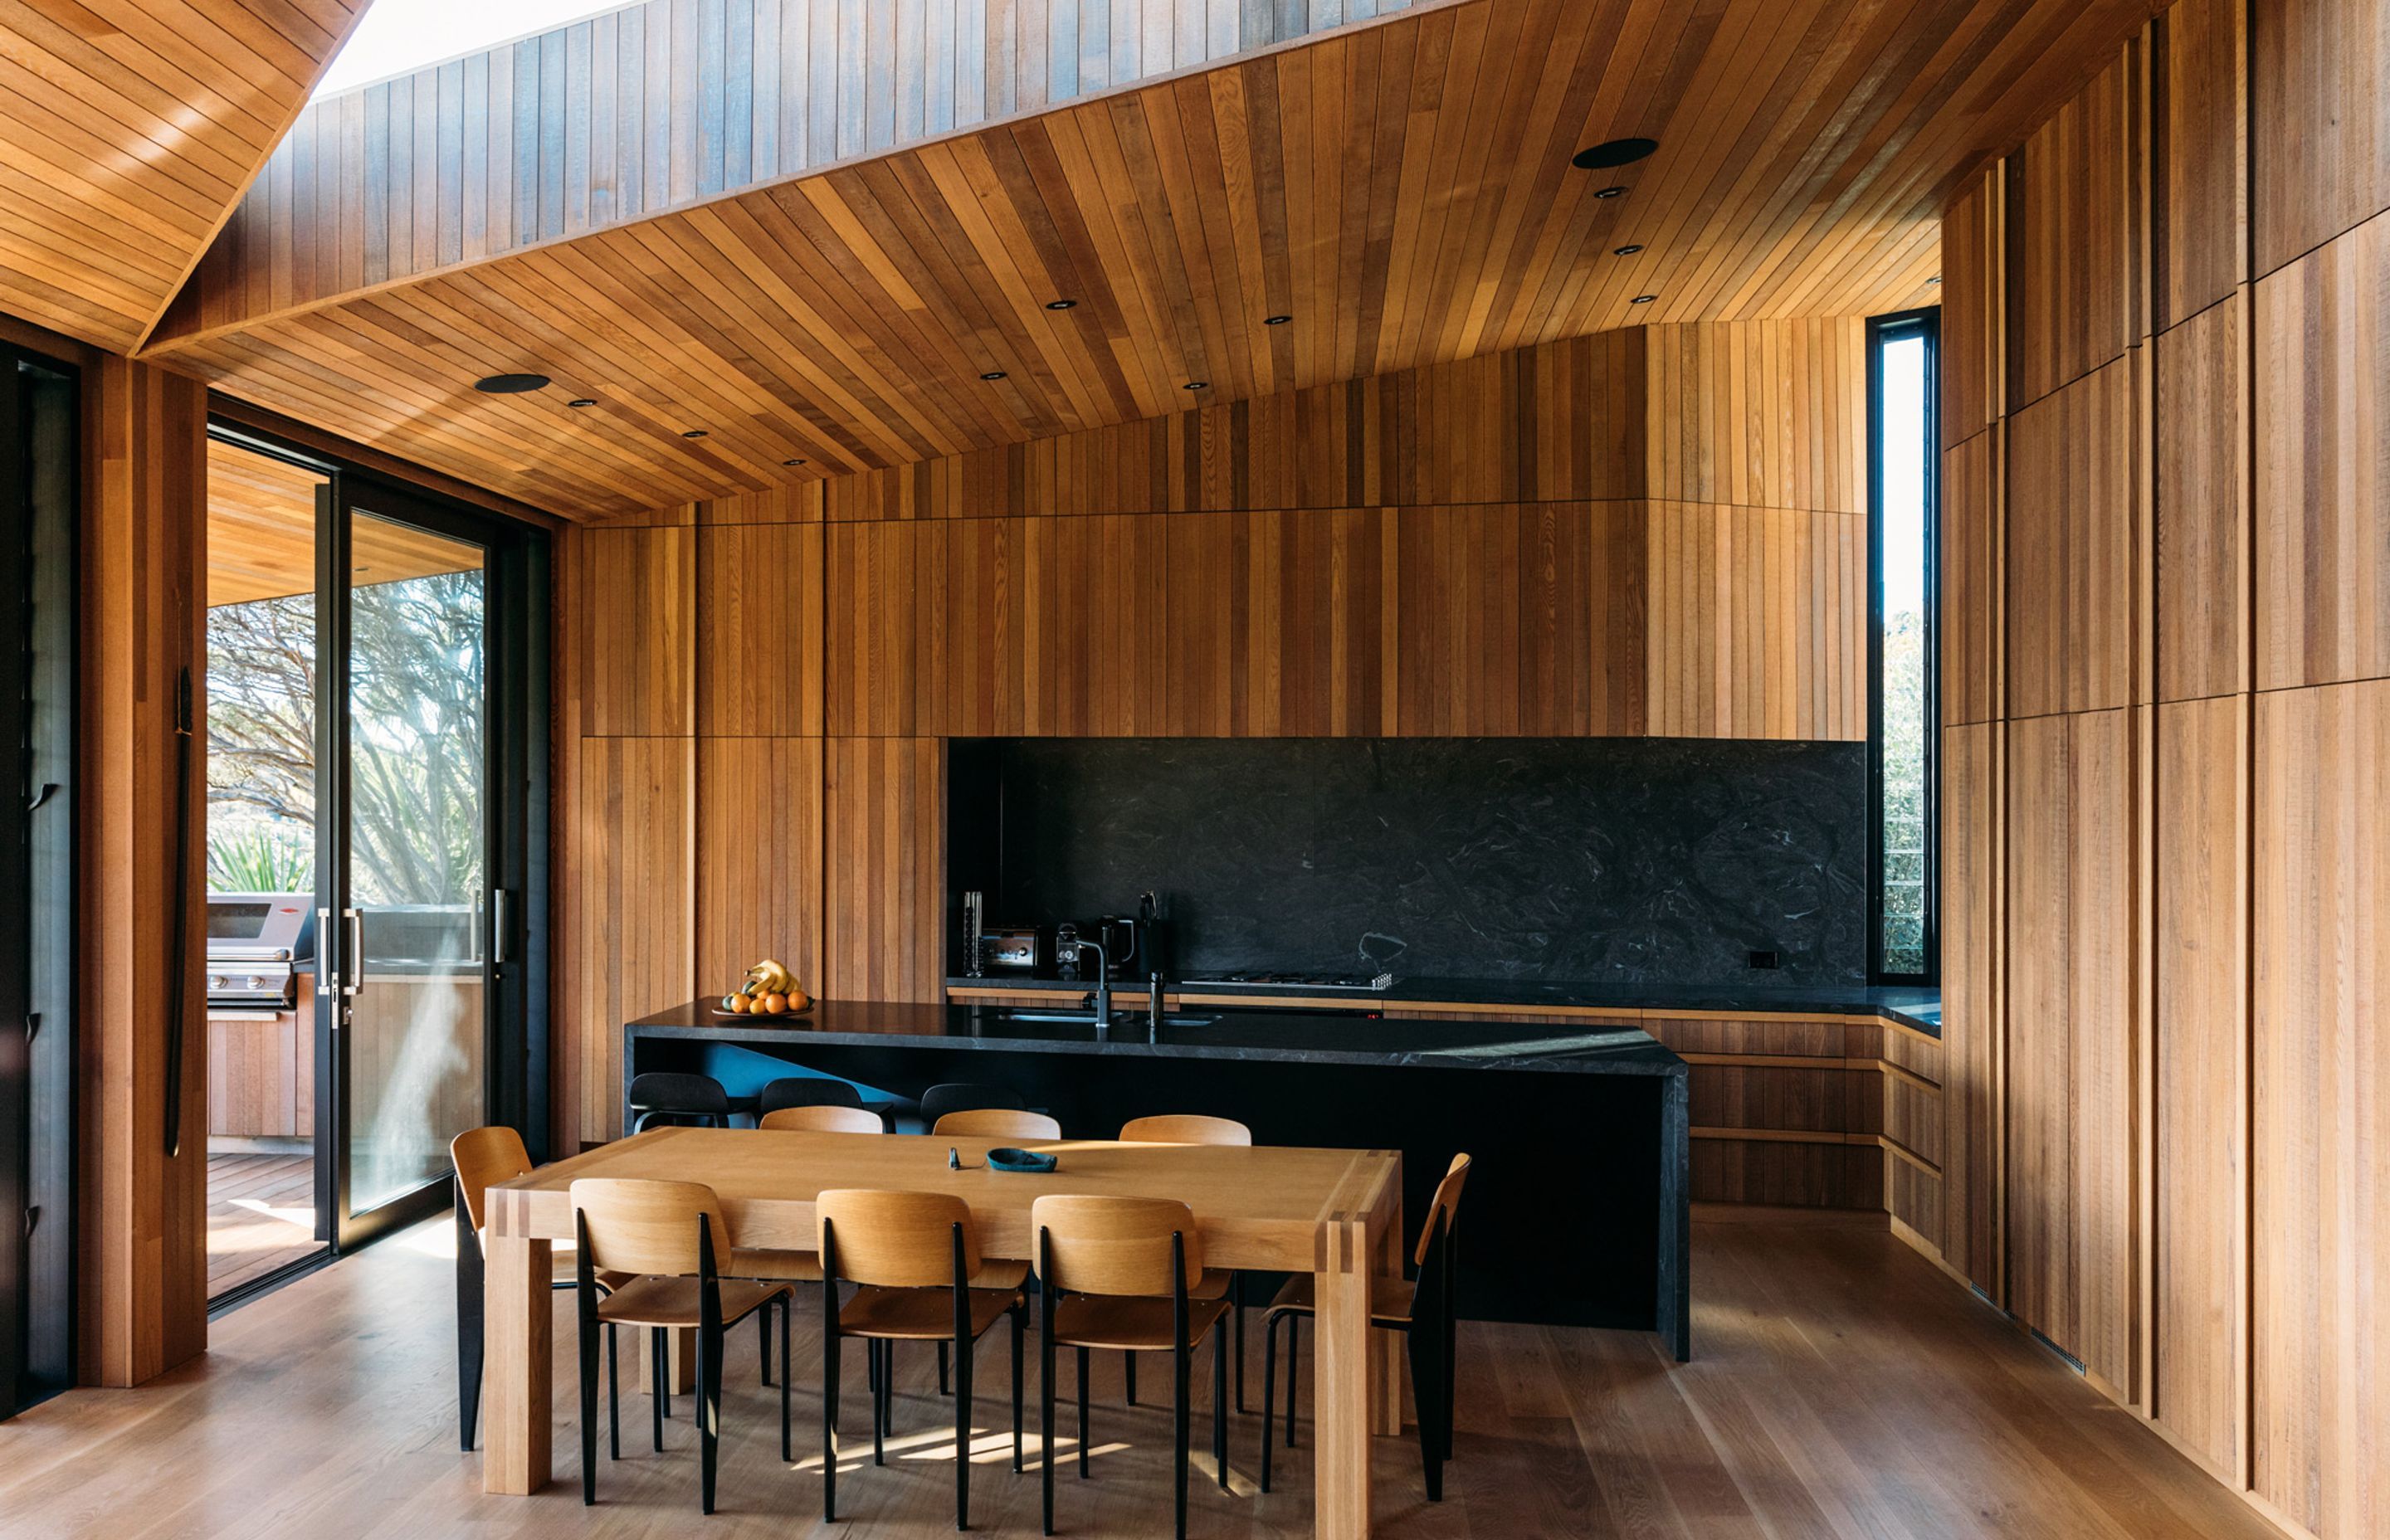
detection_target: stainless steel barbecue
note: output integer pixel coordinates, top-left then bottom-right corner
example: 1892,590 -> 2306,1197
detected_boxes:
204,891 -> 316,1008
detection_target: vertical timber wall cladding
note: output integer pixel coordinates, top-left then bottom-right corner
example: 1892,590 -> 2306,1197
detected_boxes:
1936,0 -> 2390,1532
555,321 -> 1872,1149
82,356 -> 211,1386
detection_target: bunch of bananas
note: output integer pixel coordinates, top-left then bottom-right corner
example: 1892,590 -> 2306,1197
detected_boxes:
720,958 -> 812,1016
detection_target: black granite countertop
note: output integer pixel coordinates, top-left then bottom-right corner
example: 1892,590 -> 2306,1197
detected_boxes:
628,998 -> 1687,1078
944,973 -> 1941,1036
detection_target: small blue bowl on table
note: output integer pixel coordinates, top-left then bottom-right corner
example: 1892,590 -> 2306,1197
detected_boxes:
986,1147 -> 1058,1174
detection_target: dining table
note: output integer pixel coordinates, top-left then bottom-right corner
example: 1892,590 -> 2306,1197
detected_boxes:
480,1124 -> 1407,1536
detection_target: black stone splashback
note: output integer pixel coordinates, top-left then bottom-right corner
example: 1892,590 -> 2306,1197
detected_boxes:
951,737 -> 1866,987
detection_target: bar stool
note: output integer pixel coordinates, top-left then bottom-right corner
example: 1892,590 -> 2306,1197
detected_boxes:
1032,1195 -> 1233,1540
933,1108 -> 1063,1141
1116,1115 -> 1252,1411
919,1081 -> 1028,1128
627,1071 -> 744,1132
816,1188 -> 1030,1528
1261,1153 -> 1473,1500
758,1075 -> 865,1115
450,1126 -> 632,1450
569,1177 -> 796,1514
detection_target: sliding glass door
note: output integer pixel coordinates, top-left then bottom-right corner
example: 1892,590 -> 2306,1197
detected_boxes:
299,469 -> 544,1252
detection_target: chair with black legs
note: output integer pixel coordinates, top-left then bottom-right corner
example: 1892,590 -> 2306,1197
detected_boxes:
450,1126 -> 632,1450
568,1178 -> 795,1515
913,1106 -> 1056,1399
760,1104 -> 886,1134
816,1188 -> 1029,1530
627,1070 -> 745,1132
1260,1153 -> 1473,1500
933,1107 -> 1062,1141
1032,1195 -> 1233,1540
1115,1115 -> 1253,1412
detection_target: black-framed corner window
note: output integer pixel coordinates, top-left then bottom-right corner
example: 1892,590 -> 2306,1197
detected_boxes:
1866,309 -> 1939,985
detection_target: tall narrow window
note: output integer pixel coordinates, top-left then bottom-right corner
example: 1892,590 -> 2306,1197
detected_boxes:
1868,310 -> 1938,983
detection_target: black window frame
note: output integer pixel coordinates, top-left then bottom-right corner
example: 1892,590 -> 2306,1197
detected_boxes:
1865,307 -> 1940,987
2,342 -> 77,1417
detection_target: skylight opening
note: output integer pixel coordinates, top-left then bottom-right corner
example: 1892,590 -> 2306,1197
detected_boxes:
313,0 -> 637,99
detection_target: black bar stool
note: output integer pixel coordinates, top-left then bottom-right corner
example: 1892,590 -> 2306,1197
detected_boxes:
627,1071 -> 744,1133
759,1075 -> 897,1131
918,1081 -> 1027,1128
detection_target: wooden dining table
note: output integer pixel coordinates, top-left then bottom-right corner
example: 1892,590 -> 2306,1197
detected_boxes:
480,1125 -> 1407,1536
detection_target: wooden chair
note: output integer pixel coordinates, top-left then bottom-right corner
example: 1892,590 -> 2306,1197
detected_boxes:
759,1104 -> 885,1134
451,1126 -> 630,1450
569,1178 -> 795,1514
1032,1195 -> 1233,1540
1115,1115 -> 1253,1411
934,1107 -> 1063,1140
1259,1153 -> 1473,1500
816,1188 -> 1029,1529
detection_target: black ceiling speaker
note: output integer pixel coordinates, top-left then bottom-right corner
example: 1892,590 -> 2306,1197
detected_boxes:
1572,137 -> 1657,170
474,372 -> 550,393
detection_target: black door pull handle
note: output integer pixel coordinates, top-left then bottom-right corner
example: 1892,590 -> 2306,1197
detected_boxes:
27,782 -> 56,811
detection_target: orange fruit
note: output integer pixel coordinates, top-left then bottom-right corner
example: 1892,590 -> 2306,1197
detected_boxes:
763,992 -> 788,1015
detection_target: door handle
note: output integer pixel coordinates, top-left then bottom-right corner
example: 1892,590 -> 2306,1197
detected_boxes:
492,888 -> 510,967
27,782 -> 56,811
342,909 -> 364,998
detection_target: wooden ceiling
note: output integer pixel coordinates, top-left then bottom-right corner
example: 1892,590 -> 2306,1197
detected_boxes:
143,0 -> 2157,521
0,0 -> 365,352
207,435 -> 480,607
158,0 -> 1407,335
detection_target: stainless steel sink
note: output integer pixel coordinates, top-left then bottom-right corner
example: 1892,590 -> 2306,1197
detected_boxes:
994,1009 -> 1221,1029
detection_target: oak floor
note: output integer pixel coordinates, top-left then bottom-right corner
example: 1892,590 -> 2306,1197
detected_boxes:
3,1208 -> 2283,1539
204,1150 -> 325,1297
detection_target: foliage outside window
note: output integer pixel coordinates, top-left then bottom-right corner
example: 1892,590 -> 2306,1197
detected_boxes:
1870,312 -> 1936,982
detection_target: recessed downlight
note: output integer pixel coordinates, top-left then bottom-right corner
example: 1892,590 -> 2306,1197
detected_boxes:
1573,137 -> 1658,171
1183,381 -> 1209,391
1612,244 -> 1644,256
681,429 -> 708,439
1264,314 -> 1292,325
1045,299 -> 1077,310
567,397 -> 597,408
783,457 -> 807,466
981,370 -> 1007,381
474,372 -> 550,393
1593,185 -> 1627,199
1926,275 -> 1943,285
1630,294 -> 1657,305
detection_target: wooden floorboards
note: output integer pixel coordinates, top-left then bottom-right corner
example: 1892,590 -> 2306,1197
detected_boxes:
6,1208 -> 2285,1538
204,1150 -> 324,1297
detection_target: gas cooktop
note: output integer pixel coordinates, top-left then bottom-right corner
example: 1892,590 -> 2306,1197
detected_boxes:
1179,971 -> 1397,992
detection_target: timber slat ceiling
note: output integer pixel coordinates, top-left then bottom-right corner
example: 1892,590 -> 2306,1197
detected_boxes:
159,0 -> 1432,337
145,0 -> 2157,520
0,0 -> 364,351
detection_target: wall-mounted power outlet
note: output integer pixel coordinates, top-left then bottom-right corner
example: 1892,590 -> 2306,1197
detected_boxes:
1747,949 -> 1781,970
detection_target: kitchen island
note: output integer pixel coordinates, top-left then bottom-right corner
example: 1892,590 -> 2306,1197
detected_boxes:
623,997 -> 1690,1357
